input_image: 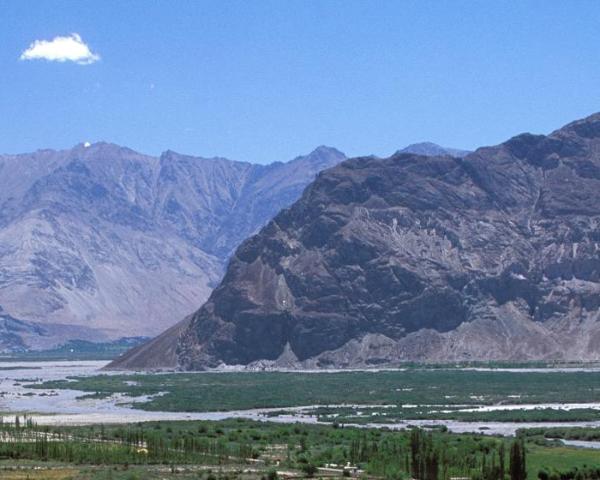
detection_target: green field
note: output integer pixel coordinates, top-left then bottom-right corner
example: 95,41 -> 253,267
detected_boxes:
527,444 -> 600,478
29,369 -> 600,423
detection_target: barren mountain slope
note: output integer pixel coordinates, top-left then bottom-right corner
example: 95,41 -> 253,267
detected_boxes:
0,143 -> 345,349
111,112 -> 600,369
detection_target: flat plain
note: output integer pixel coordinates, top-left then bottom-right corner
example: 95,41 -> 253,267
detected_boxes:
29,367 -> 600,423
4,363 -> 600,479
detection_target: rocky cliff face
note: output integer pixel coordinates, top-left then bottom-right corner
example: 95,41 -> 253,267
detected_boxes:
0,143 -> 345,349
111,113 -> 600,369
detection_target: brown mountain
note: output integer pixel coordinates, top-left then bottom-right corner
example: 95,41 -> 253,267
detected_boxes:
110,112 -> 600,369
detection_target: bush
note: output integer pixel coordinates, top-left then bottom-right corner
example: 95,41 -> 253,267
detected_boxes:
301,463 -> 318,477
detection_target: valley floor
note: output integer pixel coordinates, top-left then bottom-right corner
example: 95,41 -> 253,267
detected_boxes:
16,362 -> 600,433
4,361 -> 600,478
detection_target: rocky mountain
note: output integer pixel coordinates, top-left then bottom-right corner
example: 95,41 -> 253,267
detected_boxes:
0,143 -> 345,349
110,112 -> 600,370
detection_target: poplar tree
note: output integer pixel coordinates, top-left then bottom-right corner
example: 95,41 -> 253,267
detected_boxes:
509,440 -> 526,480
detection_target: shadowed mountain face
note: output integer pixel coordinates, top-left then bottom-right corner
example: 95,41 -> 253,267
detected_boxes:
0,143 -> 345,349
110,112 -> 600,370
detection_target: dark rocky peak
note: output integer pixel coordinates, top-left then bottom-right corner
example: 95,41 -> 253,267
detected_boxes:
552,112 -> 600,140
108,111 -> 600,371
500,133 -> 546,159
486,113 -> 600,176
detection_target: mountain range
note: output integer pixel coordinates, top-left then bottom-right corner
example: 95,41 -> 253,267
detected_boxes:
0,140 -> 467,352
0,143 -> 346,350
111,112 -> 600,369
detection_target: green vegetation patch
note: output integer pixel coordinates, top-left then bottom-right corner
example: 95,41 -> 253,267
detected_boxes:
29,370 -> 600,416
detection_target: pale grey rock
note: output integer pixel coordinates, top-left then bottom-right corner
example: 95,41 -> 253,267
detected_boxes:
399,142 -> 471,158
0,143 -> 345,350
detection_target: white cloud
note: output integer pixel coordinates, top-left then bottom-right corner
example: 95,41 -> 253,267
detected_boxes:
20,33 -> 100,65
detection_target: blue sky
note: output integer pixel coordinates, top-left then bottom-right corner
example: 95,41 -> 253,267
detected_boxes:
1,1 -> 600,164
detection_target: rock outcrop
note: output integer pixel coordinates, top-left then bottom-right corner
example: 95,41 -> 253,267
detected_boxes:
110,112 -> 600,369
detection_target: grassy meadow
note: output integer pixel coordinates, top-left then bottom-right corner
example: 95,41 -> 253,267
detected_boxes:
27,369 -> 600,423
